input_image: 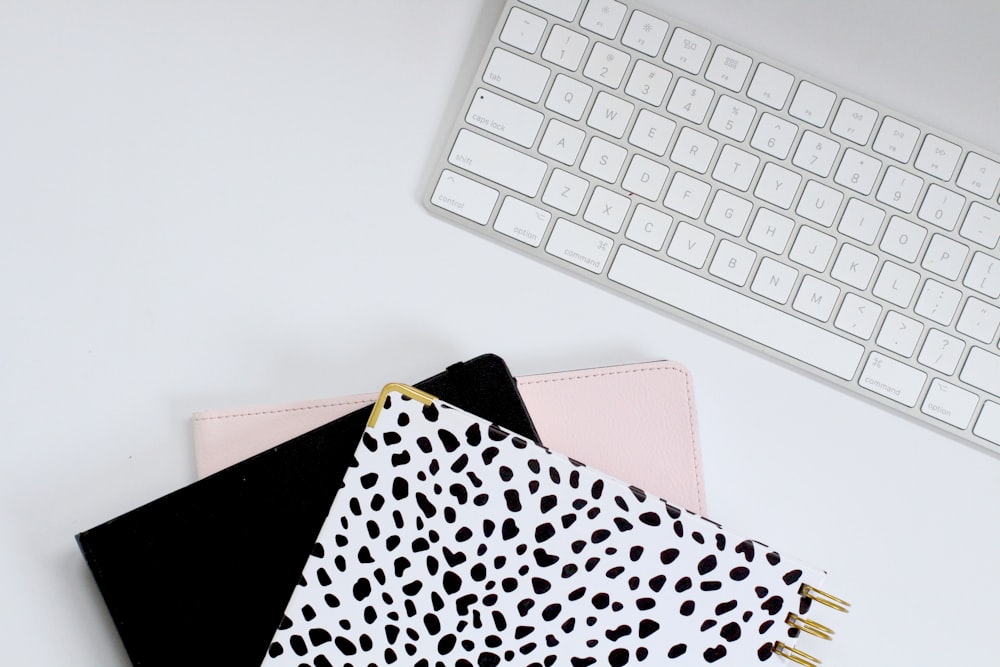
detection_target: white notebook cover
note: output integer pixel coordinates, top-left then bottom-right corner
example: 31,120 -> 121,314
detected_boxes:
261,385 -> 842,667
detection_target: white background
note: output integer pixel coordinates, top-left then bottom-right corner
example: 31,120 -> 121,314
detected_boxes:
1,1 -> 998,665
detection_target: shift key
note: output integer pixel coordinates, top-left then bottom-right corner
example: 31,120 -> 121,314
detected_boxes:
961,347 -> 1000,397
974,402 -> 1000,445
449,129 -> 547,197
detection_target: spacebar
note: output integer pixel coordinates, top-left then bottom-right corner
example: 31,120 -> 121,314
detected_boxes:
609,246 -> 864,381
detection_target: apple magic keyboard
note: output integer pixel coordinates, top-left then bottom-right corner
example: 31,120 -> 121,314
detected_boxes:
424,0 -> 1000,455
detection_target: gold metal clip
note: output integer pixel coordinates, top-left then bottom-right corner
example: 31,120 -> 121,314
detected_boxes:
785,613 -> 835,640
367,383 -> 437,427
799,584 -> 851,613
773,641 -> 822,666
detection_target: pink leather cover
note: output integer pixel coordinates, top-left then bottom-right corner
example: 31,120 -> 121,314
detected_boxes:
191,361 -> 706,513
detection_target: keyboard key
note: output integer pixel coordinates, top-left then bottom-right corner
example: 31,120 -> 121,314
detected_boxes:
747,63 -> 794,110
621,11 -> 669,57
957,152 -> 1000,199
628,109 -> 676,156
959,202 -> 1000,248
624,60 -> 672,106
876,311 -> 923,357
796,180 -> 843,227
484,48 -> 551,103
750,113 -> 797,159
609,246 -> 864,380
921,234 -> 969,281
793,275 -> 840,322
914,279 -> 962,326
545,73 -> 593,120
834,148 -> 882,195
666,77 -> 714,124
964,252 -> 1000,298
667,221 -> 714,268
450,129 -> 548,196
789,225 -> 836,272
583,42 -> 630,88
520,0 -> 582,21
431,170 -> 499,224
663,27 -> 710,74
747,208 -> 794,253
859,352 -> 927,408
921,379 -> 979,429
956,297 -> 1000,344
705,190 -> 753,237
466,88 -> 544,148
712,145 -> 759,191
670,126 -> 718,173
914,134 -> 962,180
879,216 -> 927,263
542,168 -> 589,214
835,293 -> 881,339
831,243 -> 878,290
709,239 -> 756,286
961,347 -> 1000,397
622,154 -> 669,201
705,45 -> 752,92
584,186 -> 631,232
838,198 -> 885,245
545,218 -> 613,273
500,7 -> 548,54
664,172 -> 711,218
625,204 -> 672,250
580,136 -> 627,182
539,118 -> 586,164
792,131 -> 840,178
875,166 -> 923,213
974,402 -> 1000,445
918,329 -> 965,374
708,95 -> 755,141
789,81 -> 836,127
586,91 -> 634,138
754,162 -> 801,209
918,184 -> 965,231
493,196 -> 551,246
750,257 -> 798,304
872,116 -> 920,163
705,190 -> 753,236
872,261 -> 920,308
541,25 -> 589,71
831,98 -> 878,145
580,0 -> 627,38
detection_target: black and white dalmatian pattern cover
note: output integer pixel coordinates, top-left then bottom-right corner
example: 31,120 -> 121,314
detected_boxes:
261,388 -> 826,666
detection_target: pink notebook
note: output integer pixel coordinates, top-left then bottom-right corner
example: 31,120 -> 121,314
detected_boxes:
191,361 -> 706,513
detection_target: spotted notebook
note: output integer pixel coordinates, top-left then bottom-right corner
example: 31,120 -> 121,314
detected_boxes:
261,384 -> 847,667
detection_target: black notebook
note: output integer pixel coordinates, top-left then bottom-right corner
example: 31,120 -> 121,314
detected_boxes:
76,354 -> 539,667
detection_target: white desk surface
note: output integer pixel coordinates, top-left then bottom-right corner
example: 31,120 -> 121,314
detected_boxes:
2,1 -> 998,664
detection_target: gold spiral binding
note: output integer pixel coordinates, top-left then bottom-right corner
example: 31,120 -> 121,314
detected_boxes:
772,641 -> 822,667
799,584 -> 851,613
785,613 -> 835,640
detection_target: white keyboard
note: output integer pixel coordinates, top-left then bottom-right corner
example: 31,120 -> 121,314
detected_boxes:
425,0 -> 1000,455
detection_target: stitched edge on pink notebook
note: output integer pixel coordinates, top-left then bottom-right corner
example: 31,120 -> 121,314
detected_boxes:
191,361 -> 705,514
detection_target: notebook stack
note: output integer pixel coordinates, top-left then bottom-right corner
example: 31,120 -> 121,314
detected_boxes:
76,354 -> 847,667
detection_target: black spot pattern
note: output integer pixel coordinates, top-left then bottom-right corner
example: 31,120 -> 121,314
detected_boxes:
782,569 -> 803,585
262,391 -> 814,666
